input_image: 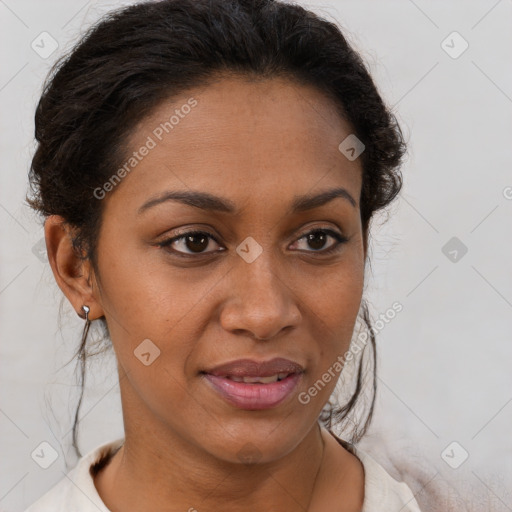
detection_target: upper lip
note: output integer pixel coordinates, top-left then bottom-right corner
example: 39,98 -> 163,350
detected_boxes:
203,357 -> 304,378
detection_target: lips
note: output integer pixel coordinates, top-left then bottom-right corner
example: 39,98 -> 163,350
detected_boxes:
201,357 -> 304,410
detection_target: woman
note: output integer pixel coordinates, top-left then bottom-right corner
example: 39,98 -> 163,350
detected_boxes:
25,0 -> 420,510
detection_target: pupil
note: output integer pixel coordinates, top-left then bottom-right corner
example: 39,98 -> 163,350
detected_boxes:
308,231 -> 326,250
186,234 -> 208,253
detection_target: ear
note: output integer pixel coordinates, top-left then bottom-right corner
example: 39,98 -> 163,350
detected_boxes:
44,215 -> 104,320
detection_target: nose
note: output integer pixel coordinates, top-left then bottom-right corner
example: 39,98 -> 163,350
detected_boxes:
219,249 -> 302,341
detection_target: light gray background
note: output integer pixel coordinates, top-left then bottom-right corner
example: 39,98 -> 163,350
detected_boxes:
1,1 -> 511,511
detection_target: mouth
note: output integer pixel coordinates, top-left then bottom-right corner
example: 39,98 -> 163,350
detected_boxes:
202,373 -> 303,410
201,358 -> 304,410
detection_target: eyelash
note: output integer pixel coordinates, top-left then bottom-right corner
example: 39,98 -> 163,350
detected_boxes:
156,228 -> 348,259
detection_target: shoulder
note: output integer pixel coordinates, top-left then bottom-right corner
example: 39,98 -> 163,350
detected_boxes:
24,438 -> 124,512
349,444 -> 423,512
320,427 -> 422,511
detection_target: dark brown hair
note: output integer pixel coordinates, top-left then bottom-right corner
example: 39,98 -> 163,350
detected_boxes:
26,0 -> 406,458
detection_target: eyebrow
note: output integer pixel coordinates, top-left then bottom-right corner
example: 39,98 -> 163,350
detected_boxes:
137,186 -> 357,216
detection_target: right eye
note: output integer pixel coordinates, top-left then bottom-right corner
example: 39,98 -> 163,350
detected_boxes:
157,230 -> 224,257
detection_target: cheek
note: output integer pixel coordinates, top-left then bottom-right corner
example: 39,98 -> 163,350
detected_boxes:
294,274 -> 364,414
320,274 -> 363,338
94,246 -> 200,389
301,257 -> 364,382
308,258 -> 364,337
97,237 -> 208,332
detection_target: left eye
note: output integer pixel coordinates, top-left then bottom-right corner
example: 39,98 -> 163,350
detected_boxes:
157,228 -> 347,257
292,229 -> 348,254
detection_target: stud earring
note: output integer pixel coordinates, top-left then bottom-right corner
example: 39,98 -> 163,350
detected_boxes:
79,305 -> 90,321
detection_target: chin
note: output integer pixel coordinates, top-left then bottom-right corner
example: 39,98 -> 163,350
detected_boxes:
200,421 -> 308,465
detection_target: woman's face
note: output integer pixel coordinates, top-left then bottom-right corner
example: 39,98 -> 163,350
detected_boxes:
91,75 -> 366,463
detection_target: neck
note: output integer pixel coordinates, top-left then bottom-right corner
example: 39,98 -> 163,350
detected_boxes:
94,393 -> 326,512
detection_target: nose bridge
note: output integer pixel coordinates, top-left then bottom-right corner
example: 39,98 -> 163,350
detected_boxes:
237,237 -> 284,306
220,236 -> 300,339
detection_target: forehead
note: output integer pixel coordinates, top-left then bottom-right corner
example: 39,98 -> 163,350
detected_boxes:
107,74 -> 362,214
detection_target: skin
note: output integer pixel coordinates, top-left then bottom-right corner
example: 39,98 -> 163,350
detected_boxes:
45,74 -> 367,511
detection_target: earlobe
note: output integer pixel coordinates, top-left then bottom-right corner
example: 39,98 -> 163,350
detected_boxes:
44,215 -> 103,320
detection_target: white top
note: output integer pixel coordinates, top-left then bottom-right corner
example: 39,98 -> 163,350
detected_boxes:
25,438 -> 422,511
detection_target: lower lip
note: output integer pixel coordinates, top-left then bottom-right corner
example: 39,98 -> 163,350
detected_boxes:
203,373 -> 302,410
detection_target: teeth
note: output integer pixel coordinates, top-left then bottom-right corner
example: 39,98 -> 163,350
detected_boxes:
228,373 -> 289,384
